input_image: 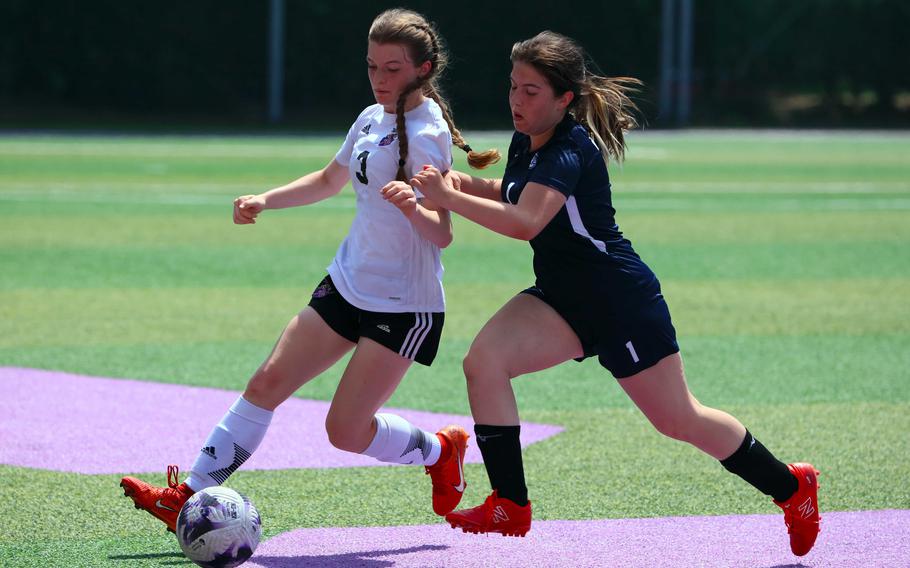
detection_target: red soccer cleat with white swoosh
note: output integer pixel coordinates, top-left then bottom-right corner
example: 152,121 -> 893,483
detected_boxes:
425,425 -> 469,516
120,465 -> 194,533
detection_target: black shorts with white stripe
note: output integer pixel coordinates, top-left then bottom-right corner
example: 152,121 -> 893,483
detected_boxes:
307,275 -> 445,366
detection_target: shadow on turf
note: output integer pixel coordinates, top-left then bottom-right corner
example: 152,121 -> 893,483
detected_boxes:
108,551 -> 187,562
249,544 -> 449,567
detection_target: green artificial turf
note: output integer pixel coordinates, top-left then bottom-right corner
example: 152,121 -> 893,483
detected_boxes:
1,131 -> 908,566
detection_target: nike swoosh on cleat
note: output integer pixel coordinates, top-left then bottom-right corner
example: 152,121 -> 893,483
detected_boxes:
453,449 -> 466,493
155,499 -> 177,512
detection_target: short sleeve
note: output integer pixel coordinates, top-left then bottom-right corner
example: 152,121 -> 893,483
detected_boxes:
527,146 -> 582,198
333,122 -> 358,168
334,106 -> 376,167
406,127 -> 453,199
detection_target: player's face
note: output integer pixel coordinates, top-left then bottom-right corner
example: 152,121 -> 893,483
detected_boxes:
367,41 -> 428,111
509,61 -> 574,136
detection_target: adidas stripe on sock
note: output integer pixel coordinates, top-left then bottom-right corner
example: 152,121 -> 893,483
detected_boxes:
185,396 -> 272,492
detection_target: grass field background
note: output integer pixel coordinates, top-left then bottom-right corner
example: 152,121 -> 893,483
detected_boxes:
1,131 -> 908,566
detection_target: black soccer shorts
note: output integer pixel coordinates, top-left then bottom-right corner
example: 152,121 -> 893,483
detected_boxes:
308,275 -> 444,366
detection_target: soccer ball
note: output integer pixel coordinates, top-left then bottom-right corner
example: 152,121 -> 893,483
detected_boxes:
176,486 -> 261,568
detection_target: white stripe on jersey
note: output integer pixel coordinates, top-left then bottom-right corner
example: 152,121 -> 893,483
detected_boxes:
565,196 -> 608,254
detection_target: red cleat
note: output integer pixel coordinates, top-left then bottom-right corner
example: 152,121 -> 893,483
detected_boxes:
425,425 -> 469,516
445,490 -> 532,537
120,465 -> 194,533
774,463 -> 821,556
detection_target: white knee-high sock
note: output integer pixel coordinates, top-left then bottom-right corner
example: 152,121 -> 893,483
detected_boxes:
185,396 -> 273,492
361,413 -> 441,466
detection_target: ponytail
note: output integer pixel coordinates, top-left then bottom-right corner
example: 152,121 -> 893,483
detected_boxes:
575,75 -> 641,163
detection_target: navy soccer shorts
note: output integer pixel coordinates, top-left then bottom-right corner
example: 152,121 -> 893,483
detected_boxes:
520,284 -> 679,379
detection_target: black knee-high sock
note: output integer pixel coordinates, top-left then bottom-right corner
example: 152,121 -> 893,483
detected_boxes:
720,429 -> 798,502
474,424 -> 528,506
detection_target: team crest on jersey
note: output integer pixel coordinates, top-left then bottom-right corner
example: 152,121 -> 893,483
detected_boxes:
528,152 -> 539,169
361,123 -> 372,134
378,128 -> 398,147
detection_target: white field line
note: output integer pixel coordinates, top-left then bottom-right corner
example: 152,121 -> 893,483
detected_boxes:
2,189 -> 908,211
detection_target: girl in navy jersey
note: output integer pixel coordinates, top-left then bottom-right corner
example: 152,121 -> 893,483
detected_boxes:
408,31 -> 820,555
120,9 -> 499,532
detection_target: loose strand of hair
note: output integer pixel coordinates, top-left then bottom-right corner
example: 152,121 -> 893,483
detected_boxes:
578,74 -> 641,163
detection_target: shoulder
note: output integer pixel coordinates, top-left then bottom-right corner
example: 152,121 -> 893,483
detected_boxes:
543,121 -> 598,167
353,104 -> 383,125
358,103 -> 383,118
407,100 -> 452,150
410,99 -> 450,137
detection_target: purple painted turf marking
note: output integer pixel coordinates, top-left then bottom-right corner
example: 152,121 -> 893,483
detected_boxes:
247,509 -> 910,568
0,367 -> 562,474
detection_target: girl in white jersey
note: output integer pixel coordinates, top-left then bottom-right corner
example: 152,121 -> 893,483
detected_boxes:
119,8 -> 500,532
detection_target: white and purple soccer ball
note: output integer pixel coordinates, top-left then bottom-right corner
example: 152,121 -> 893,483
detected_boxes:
176,486 -> 261,568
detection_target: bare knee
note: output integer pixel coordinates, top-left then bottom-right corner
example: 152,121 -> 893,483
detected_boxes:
242,365 -> 291,410
463,344 -> 512,388
645,405 -> 702,443
325,413 -> 371,453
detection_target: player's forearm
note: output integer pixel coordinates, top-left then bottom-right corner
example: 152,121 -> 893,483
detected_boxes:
452,171 -> 501,201
262,169 -> 341,210
437,190 -> 535,241
407,205 -> 453,248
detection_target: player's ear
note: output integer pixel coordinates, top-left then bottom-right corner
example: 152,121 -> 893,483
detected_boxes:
557,90 -> 574,110
417,60 -> 432,79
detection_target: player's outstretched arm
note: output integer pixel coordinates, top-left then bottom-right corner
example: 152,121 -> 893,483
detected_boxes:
233,159 -> 350,224
412,166 -> 563,241
448,170 -> 502,201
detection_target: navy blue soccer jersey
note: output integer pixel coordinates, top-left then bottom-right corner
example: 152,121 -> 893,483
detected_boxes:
501,115 -> 656,299
502,115 -> 679,377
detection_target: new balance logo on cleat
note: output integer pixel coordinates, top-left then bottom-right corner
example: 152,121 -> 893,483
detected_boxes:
797,497 -> 815,518
492,505 -> 510,523
202,446 -> 217,459
377,324 -> 391,333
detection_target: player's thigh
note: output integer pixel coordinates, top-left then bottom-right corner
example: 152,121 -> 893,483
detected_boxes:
245,307 -> 355,409
468,293 -> 584,378
326,337 -> 413,431
617,352 -> 698,425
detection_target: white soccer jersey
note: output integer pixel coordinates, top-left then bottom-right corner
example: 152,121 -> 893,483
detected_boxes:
328,98 -> 453,313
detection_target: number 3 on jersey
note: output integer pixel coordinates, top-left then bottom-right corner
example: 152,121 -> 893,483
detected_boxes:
356,150 -> 370,184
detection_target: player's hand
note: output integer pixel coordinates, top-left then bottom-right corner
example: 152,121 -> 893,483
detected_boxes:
444,169 -> 462,192
233,194 -> 266,224
380,181 -> 419,218
410,165 -> 453,201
